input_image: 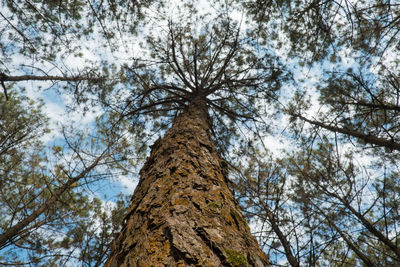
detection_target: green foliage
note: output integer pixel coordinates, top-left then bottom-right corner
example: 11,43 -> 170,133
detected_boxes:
230,129 -> 400,265
0,91 -> 50,230
242,0 -> 400,63
1,0 -> 154,59
286,138 -> 400,265
2,0 -> 400,266
0,90 -> 130,266
316,67 -> 400,153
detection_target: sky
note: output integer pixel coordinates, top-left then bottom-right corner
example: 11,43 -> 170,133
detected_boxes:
0,0 -> 358,230
1,2 -> 295,259
2,0 -> 398,265
2,0 -> 258,197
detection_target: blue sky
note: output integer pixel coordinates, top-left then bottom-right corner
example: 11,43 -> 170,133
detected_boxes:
2,0 -> 399,265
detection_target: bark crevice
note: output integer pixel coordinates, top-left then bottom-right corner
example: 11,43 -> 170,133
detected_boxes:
194,226 -> 231,267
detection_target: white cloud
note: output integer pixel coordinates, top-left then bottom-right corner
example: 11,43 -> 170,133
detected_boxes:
63,47 -> 100,67
115,174 -> 138,194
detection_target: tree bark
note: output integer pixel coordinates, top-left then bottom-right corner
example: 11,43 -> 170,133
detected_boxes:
105,97 -> 268,266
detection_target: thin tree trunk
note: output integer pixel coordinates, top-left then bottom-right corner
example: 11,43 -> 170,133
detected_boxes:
261,202 -> 299,267
105,97 -> 269,266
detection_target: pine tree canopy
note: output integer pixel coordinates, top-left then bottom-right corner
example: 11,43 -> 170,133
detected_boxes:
1,0 -> 399,266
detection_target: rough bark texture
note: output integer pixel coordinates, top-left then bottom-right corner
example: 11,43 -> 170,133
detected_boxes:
105,98 -> 268,266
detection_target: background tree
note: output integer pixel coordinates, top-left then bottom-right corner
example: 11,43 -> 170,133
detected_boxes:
0,0 -> 153,265
287,137 -> 400,265
0,1 -> 153,264
232,0 -> 400,265
0,87 -> 134,266
0,0 -> 156,105
1,0 -> 399,265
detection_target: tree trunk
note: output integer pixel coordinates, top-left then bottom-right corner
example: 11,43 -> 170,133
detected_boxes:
105,97 -> 268,266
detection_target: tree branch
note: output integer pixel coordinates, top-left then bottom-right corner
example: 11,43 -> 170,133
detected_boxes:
0,74 -> 104,82
0,152 -> 110,248
290,113 -> 400,151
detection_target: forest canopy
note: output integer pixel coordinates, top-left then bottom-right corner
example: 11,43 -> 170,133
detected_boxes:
0,0 -> 399,266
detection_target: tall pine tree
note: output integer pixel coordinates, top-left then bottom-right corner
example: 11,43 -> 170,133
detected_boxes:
103,14 -> 280,265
